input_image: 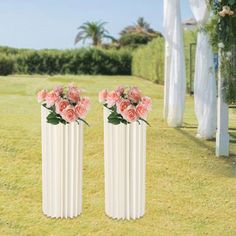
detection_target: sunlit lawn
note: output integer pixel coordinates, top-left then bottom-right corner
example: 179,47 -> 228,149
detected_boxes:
0,75 -> 235,236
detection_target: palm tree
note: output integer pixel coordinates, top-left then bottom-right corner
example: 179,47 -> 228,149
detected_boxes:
136,17 -> 151,31
74,21 -> 115,46
120,17 -> 161,37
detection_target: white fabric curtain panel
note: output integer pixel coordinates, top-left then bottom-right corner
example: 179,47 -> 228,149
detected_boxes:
163,0 -> 186,127
189,0 -> 217,139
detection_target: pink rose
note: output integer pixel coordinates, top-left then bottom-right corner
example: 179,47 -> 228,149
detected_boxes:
117,99 -> 130,114
53,85 -> 63,95
98,89 -> 108,103
67,87 -> 80,103
45,90 -> 60,107
75,103 -> 88,119
37,89 -> 47,103
106,90 -> 120,108
136,103 -> 148,119
141,96 -> 152,110
61,105 -> 77,123
128,87 -> 141,103
55,99 -> 69,114
80,97 -> 91,110
122,105 -> 138,123
115,85 -> 125,96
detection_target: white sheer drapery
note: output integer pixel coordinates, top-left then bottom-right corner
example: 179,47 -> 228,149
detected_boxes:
189,0 -> 217,139
163,0 -> 186,127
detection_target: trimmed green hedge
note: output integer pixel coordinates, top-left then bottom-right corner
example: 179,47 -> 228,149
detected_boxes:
0,47 -> 132,76
132,37 -> 165,84
0,55 -> 15,75
119,33 -> 152,49
132,31 -> 197,87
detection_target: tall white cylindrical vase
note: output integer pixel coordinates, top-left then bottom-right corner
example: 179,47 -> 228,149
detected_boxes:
41,106 -> 83,218
103,108 -> 146,220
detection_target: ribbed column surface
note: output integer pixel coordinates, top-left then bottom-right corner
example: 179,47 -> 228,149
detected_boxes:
41,106 -> 83,218
104,108 -> 146,220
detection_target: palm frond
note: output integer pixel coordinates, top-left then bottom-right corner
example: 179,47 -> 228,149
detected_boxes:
104,34 -> 117,42
75,20 -> 114,46
74,31 -> 86,45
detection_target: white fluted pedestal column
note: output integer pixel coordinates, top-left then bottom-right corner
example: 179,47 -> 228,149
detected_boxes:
103,108 -> 146,220
41,106 -> 83,218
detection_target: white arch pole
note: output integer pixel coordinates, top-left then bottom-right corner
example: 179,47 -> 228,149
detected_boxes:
216,50 -> 229,157
163,41 -> 170,120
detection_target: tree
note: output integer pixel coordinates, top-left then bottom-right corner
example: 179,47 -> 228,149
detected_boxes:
118,17 -> 162,48
120,17 -> 162,38
75,21 -> 115,46
119,33 -> 151,48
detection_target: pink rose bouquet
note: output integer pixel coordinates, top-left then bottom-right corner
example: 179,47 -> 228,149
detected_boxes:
37,84 -> 90,126
99,86 -> 152,125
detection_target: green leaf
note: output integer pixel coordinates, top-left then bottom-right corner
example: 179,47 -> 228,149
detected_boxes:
103,104 -> 112,111
108,117 -> 121,125
108,112 -> 118,119
46,112 -> 61,125
42,104 -> 53,112
47,112 -> 57,120
139,118 -> 151,127
59,119 -> 68,125
78,118 -> 90,127
103,104 -> 117,113
47,118 -> 60,125
228,0 -> 236,6
120,119 -> 129,125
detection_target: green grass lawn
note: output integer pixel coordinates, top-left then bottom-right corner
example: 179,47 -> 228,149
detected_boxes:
0,75 -> 235,236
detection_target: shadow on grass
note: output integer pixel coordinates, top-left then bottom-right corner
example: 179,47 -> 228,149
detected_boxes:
230,131 -> 236,144
182,122 -> 198,129
230,131 -> 236,136
178,127 -> 236,151
174,128 -> 215,154
175,127 -> 236,177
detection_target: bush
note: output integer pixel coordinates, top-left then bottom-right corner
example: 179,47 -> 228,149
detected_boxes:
132,31 -> 197,86
0,47 -> 132,76
0,55 -> 15,75
0,46 -> 20,55
132,37 -> 165,83
119,33 -> 152,48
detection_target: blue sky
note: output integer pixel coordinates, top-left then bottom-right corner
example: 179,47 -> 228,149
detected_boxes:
0,0 -> 193,49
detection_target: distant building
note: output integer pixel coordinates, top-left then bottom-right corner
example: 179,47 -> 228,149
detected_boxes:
183,18 -> 197,31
